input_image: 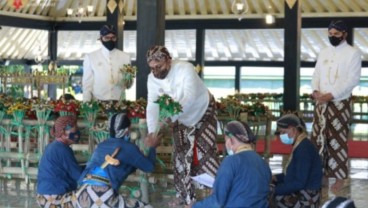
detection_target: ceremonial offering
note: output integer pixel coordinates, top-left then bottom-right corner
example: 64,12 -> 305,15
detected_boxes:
119,64 -> 137,89
53,99 -> 79,116
218,96 -> 247,119
154,94 -> 182,135
80,100 -> 100,127
98,100 -> 126,119
0,95 -> 9,121
7,99 -> 31,124
154,94 -> 182,120
30,99 -> 53,124
119,64 -> 137,101
91,122 -> 109,144
30,99 -> 54,154
126,98 -> 147,123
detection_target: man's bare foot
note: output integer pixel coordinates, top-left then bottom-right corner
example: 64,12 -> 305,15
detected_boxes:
330,179 -> 344,193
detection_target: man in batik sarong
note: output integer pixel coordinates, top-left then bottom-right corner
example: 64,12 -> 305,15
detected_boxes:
311,20 -> 362,192
271,114 -> 323,208
76,112 -> 159,208
146,45 -> 220,207
36,115 -> 82,208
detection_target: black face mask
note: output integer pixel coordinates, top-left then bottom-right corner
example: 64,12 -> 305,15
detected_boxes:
102,40 -> 116,51
329,36 -> 343,47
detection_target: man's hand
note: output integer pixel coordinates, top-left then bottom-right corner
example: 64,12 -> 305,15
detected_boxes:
161,118 -> 174,129
144,133 -> 161,148
315,92 -> 334,104
311,90 -> 321,100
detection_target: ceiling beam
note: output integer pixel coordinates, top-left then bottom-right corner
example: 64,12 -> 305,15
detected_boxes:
0,14 -> 53,29
1,14 -> 368,31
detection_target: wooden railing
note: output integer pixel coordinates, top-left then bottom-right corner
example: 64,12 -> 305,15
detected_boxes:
0,118 -> 155,203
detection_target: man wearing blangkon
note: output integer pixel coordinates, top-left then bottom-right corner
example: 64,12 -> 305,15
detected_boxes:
145,45 -> 220,207
82,25 -> 131,101
311,20 -> 362,192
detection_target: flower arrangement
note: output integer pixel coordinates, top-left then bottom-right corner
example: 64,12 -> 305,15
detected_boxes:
80,100 -> 100,114
300,93 -> 312,100
218,96 -> 248,119
126,98 -> 147,123
0,94 -> 10,119
352,95 -> 368,103
247,101 -> 269,117
119,64 -> 137,89
80,100 -> 100,127
234,93 -> 283,101
28,98 -> 54,153
29,98 -> 54,123
98,100 -> 126,119
0,94 -> 11,112
217,95 -> 272,121
53,99 -> 79,116
7,99 -> 31,115
7,98 -> 32,124
90,121 -> 109,143
154,94 -> 182,123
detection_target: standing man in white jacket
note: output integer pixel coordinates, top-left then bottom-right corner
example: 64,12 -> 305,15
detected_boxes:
311,20 -> 362,193
145,45 -> 219,207
82,25 -> 131,102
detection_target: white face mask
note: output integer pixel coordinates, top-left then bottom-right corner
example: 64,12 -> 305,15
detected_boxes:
225,135 -> 234,156
226,147 -> 234,156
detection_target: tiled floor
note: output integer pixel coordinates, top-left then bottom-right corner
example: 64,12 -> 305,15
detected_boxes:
1,155 -> 367,208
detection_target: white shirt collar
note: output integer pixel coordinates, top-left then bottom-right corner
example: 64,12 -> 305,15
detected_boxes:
101,46 -> 117,58
331,40 -> 348,50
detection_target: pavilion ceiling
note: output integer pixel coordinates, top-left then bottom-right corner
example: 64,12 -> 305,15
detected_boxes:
0,0 -> 367,63
1,0 -> 367,20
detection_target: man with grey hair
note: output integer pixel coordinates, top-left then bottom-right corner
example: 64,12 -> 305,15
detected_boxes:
190,120 -> 271,208
271,114 -> 322,207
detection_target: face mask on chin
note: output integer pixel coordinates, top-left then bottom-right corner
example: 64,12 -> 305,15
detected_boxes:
329,36 -> 343,46
226,147 -> 234,156
280,133 -> 294,145
102,40 -> 116,51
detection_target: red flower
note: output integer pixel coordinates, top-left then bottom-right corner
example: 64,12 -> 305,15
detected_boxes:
54,100 -> 80,115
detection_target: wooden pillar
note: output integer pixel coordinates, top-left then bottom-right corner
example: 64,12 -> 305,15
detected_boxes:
47,28 -> 57,100
106,0 -> 125,50
136,0 -> 165,99
48,28 -> 57,61
195,28 -> 205,78
346,26 -> 354,46
283,0 -> 301,112
235,65 -> 241,92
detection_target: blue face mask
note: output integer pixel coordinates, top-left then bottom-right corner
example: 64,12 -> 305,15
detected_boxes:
69,130 -> 81,143
123,134 -> 130,142
280,133 -> 294,145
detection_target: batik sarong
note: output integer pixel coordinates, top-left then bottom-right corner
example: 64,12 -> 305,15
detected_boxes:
274,189 -> 321,208
36,191 -> 77,208
311,97 -> 352,179
76,185 -> 151,208
172,93 -> 220,205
